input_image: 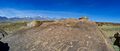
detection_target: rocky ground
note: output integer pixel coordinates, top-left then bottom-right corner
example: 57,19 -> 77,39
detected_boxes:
1,19 -> 115,51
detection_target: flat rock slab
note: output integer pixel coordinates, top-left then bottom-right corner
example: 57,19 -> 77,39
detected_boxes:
1,19 -> 115,51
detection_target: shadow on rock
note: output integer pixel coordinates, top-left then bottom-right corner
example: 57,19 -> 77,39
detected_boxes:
0,41 -> 9,51
113,32 -> 120,51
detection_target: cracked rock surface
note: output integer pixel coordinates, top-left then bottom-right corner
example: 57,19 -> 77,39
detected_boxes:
1,19 -> 114,51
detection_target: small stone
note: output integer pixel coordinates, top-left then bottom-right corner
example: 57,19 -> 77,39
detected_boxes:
70,42 -> 73,45
88,36 -> 91,39
70,45 -> 73,47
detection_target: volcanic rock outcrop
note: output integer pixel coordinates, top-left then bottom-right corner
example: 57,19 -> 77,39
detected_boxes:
1,19 -> 114,51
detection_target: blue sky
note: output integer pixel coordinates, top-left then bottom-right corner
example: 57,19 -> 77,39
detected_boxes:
0,0 -> 120,23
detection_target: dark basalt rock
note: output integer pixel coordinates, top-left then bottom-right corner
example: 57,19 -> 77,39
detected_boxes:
0,41 -> 9,51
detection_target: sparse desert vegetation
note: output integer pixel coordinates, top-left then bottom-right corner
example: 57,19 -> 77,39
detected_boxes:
99,25 -> 120,37
0,20 -> 54,34
99,25 -> 120,51
0,21 -> 27,34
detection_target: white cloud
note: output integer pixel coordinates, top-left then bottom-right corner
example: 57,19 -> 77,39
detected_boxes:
0,8 -> 43,17
0,8 -> 88,18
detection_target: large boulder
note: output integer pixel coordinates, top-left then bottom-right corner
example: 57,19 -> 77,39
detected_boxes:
1,19 -> 114,51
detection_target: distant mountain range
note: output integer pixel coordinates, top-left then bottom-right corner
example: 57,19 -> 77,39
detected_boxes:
0,16 -> 55,22
0,16 -> 68,22
1,16 -> 119,25
0,16 -> 8,21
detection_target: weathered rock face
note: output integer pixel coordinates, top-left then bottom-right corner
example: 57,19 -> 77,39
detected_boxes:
1,19 -> 114,51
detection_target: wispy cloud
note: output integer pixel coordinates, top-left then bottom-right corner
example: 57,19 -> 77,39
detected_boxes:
0,8 -> 88,18
0,8 -> 43,17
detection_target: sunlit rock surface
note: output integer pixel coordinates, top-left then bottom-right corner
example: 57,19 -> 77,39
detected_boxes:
1,19 -> 114,51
